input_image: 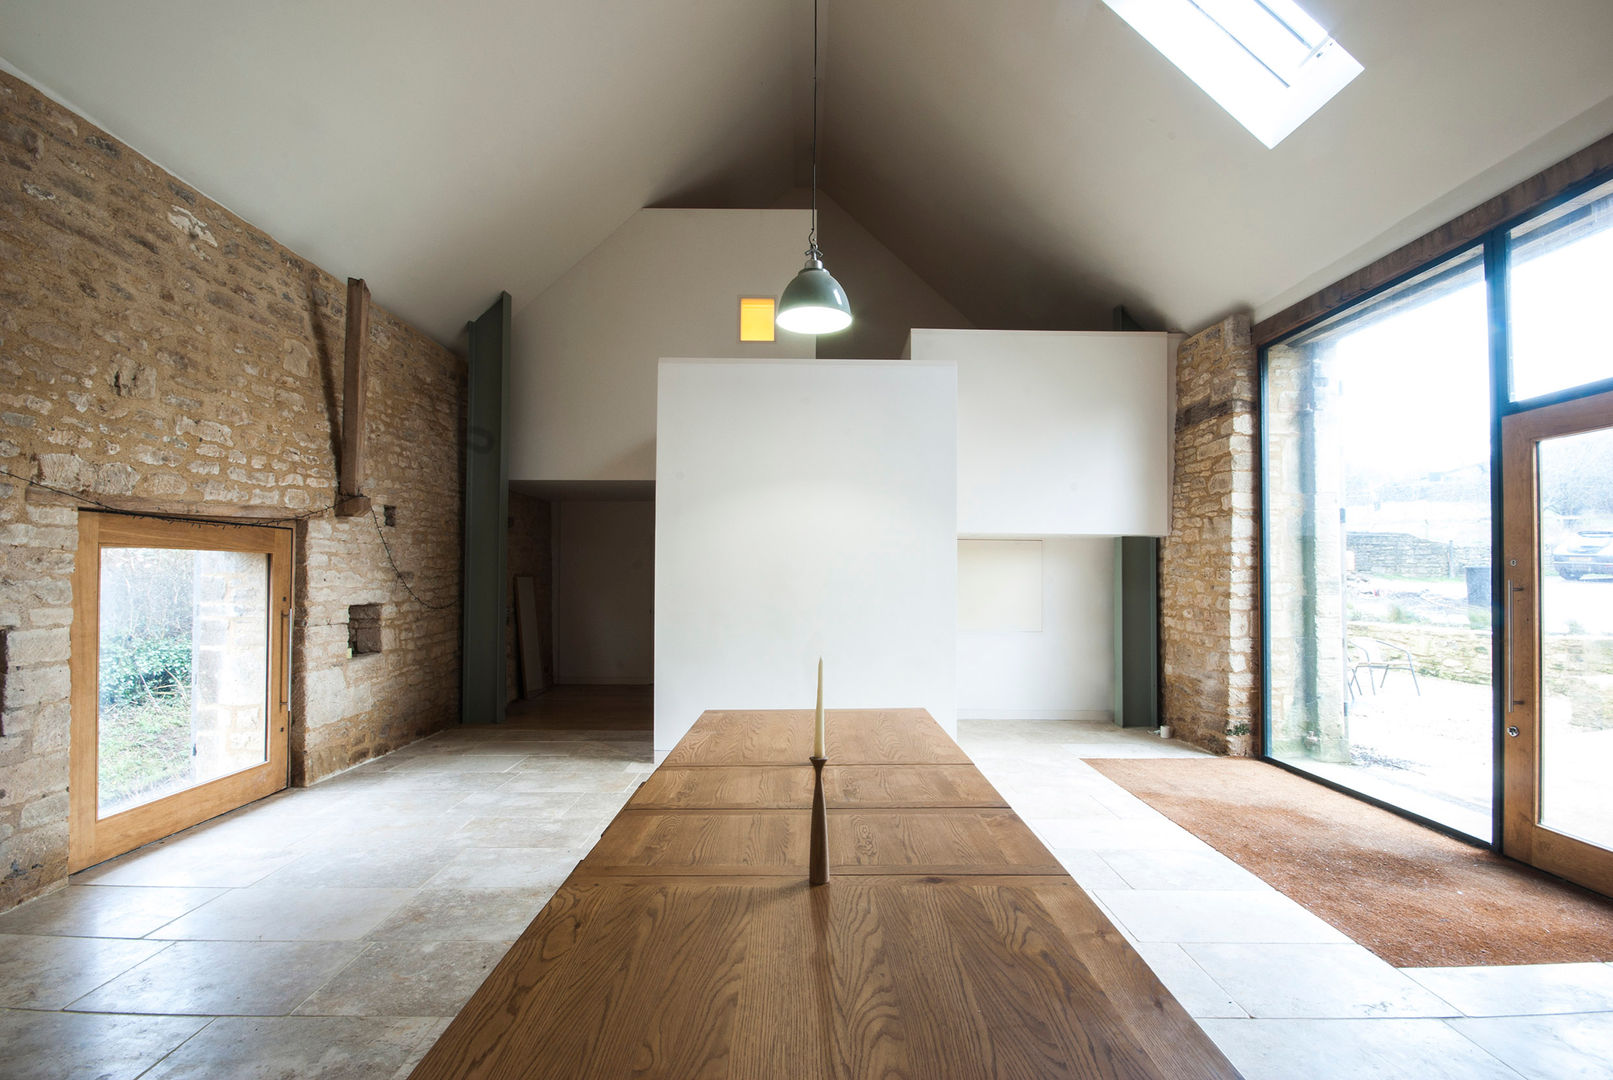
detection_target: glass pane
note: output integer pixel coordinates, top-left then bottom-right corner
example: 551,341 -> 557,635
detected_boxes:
1537,428 -> 1613,850
1266,248 -> 1494,840
98,547 -> 270,817
1509,176 -> 1613,402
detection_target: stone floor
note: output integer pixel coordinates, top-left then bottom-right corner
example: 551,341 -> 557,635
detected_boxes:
0,701 -> 1608,1078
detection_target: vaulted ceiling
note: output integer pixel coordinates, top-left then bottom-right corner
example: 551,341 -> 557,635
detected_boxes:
4,0 -> 1613,343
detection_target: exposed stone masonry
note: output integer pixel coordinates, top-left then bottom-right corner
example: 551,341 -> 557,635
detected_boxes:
0,70 -> 464,908
1161,314 -> 1260,755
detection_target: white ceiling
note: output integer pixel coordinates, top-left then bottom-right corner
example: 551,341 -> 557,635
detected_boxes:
4,0 -> 1613,341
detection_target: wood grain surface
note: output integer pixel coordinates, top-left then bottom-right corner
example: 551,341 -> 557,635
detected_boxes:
661,709 -> 971,767
409,709 -> 1242,1080
630,764 -> 1007,811
581,808 -> 1060,877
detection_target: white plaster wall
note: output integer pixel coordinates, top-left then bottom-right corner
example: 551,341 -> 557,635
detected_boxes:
910,329 -> 1172,537
956,537 -> 1115,720
552,500 -> 655,685
510,208 -> 814,483
654,358 -> 958,752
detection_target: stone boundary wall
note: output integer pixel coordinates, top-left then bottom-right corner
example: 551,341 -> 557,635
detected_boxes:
1160,314 -> 1260,755
1347,531 -> 1489,579
0,70 -> 464,908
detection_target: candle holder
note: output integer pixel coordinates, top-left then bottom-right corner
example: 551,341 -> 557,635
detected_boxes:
809,755 -> 830,886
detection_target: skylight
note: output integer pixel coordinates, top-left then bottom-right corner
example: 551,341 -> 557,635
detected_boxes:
1102,0 -> 1362,148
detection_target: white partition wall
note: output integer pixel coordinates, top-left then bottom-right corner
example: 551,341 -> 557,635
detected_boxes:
654,358 -> 958,752
956,537 -> 1116,719
909,329 -> 1172,537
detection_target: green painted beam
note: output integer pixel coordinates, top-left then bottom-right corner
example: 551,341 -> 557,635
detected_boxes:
461,293 -> 511,725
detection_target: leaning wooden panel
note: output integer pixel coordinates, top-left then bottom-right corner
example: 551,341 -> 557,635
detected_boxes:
665,709 -> 970,767
409,879 -> 1241,1080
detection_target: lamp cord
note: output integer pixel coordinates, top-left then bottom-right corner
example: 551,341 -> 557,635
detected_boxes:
809,0 -> 819,253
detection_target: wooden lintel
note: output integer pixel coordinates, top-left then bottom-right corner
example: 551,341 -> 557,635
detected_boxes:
334,494 -> 372,518
339,277 -> 371,501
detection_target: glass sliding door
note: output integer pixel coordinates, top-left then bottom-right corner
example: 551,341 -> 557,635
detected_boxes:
1264,249 -> 1495,839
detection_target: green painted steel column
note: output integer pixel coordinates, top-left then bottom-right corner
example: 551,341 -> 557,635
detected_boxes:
1113,536 -> 1160,729
461,293 -> 511,725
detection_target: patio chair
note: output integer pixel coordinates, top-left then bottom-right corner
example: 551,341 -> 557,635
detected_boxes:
1349,636 -> 1421,696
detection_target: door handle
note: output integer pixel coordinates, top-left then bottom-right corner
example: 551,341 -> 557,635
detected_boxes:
280,607 -> 292,710
1506,580 -> 1525,712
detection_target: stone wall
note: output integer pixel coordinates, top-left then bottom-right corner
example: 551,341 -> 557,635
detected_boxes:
0,69 -> 464,908
1347,531 -> 1489,580
1160,314 -> 1260,755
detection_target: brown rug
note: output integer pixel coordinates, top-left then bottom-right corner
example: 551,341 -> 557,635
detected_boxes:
1087,757 -> 1613,967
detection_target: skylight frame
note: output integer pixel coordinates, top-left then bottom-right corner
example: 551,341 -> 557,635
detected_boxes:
1102,0 -> 1362,149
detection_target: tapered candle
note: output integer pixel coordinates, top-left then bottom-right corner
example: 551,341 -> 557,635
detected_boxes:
814,657 -> 825,758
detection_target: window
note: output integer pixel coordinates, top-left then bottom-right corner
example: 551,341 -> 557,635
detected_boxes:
1101,0 -> 1362,148
739,297 -> 776,343
70,513 -> 292,871
1265,250 -> 1494,840
1508,175 -> 1613,402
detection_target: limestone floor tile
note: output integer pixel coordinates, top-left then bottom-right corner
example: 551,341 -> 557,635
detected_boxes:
1404,962 -> 1613,1017
449,789 -> 581,815
1130,942 -> 1246,1019
1099,848 -> 1271,891
1200,1018 -> 1521,1080
0,884 -> 225,938
68,939 -> 364,1016
139,1015 -> 440,1080
495,769 -> 642,795
425,847 -> 579,890
1094,889 -> 1351,944
0,1009 -> 207,1080
1447,1011 -> 1613,1079
390,1017 -> 453,1080
1087,786 -> 1180,821
72,838 -> 304,888
1000,791 -> 1122,821
312,815 -> 477,851
367,888 -> 553,942
1050,848 -> 1132,891
295,940 -> 510,1017
333,771 -> 517,795
451,816 -> 596,851
382,754 -> 531,775
0,933 -> 171,1008
148,886 -> 414,942
1029,816 -> 1211,852
1183,943 -> 1459,1019
258,843 -> 459,889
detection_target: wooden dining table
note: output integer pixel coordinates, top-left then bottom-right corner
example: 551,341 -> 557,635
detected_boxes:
408,708 -> 1243,1079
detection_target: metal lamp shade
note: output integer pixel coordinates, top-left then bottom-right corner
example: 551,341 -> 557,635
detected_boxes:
776,261 -> 852,335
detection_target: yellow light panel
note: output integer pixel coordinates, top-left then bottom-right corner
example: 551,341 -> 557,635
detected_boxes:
739,297 -> 776,342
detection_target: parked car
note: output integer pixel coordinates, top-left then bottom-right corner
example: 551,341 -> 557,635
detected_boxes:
1552,526 -> 1613,579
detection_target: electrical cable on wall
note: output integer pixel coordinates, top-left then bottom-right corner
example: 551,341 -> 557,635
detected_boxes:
0,465 -> 455,610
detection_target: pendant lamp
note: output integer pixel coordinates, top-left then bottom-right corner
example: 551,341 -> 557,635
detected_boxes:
777,0 -> 852,335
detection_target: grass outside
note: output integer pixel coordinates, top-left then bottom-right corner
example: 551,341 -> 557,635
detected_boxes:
98,692 -> 192,814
